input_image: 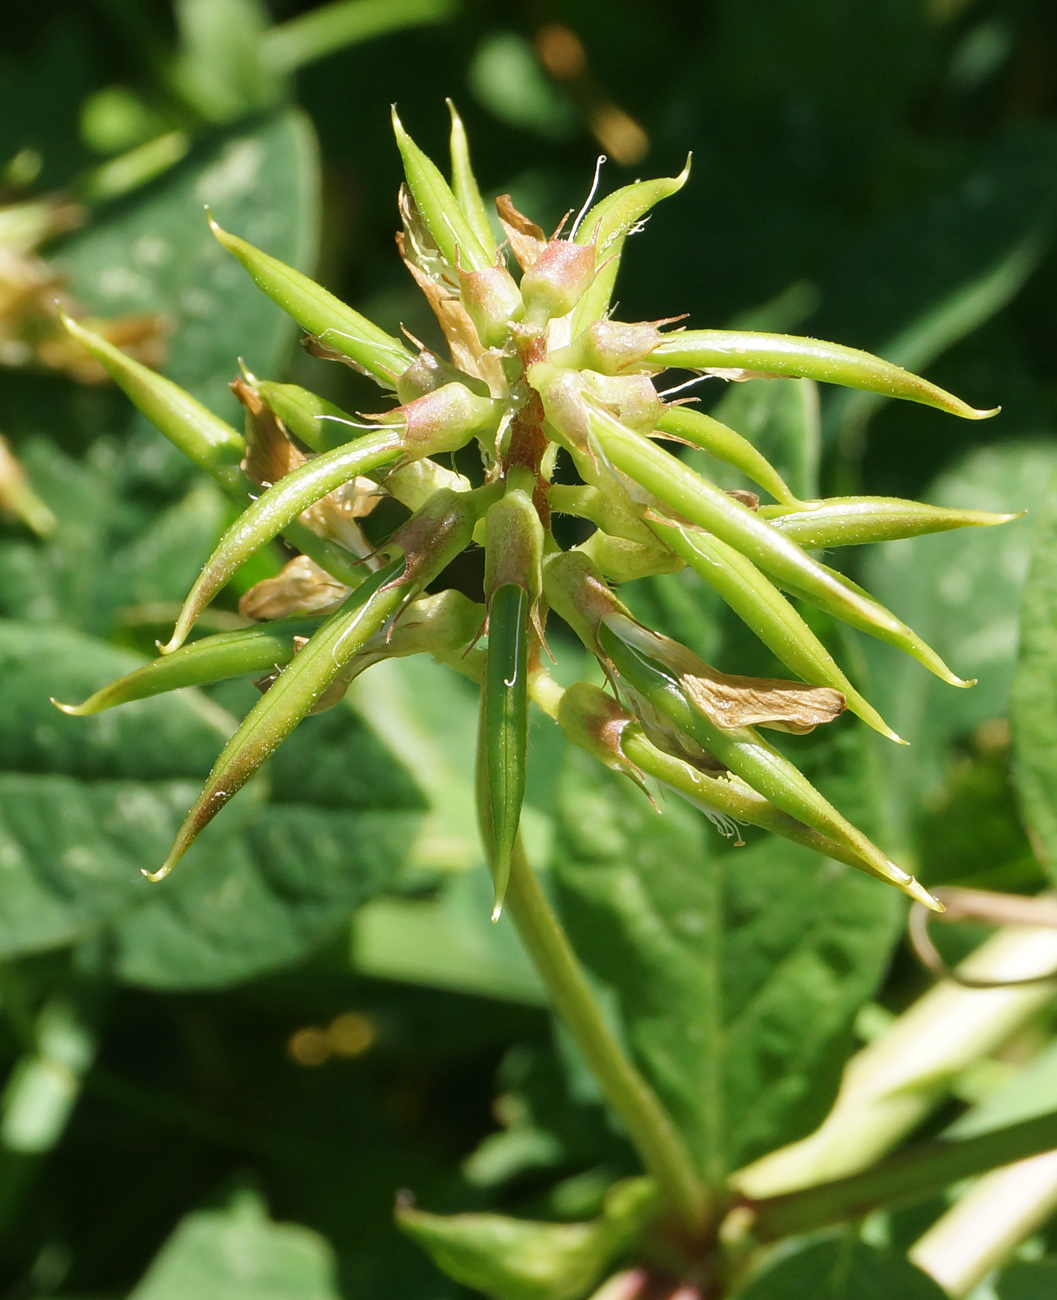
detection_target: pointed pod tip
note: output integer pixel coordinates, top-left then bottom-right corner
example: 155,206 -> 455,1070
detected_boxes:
908,877 -> 945,913
142,860 -> 174,883
158,634 -> 184,656
969,405 -> 1001,421
50,695 -> 85,716
490,902 -> 503,923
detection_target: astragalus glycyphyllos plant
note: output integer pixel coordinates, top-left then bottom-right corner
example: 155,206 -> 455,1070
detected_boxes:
53,105 -> 1015,1292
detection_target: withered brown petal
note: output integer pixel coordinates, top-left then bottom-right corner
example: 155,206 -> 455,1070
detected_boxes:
239,555 -> 351,622
231,375 -> 305,487
495,193 -> 548,270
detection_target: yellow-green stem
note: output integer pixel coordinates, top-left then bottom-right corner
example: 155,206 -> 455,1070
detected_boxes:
503,837 -> 710,1238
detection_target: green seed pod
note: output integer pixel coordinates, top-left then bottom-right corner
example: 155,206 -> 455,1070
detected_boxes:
52,618 -> 324,715
478,582 -> 530,918
161,429 -> 404,653
597,622 -> 941,910
392,107 -> 491,273
447,99 -> 497,259
148,557 -> 408,882
656,405 -> 800,506
618,723 -> 886,872
760,496 -> 1022,547
649,521 -> 900,741
60,312 -> 245,491
209,216 -> 414,385
535,383 -> 886,629
570,158 -> 691,331
649,330 -> 999,421
570,400 -> 933,649
779,561 -> 970,688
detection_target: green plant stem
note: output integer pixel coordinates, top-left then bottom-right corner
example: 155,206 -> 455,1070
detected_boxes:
262,0 -> 456,74
503,838 -> 710,1238
749,1108 -> 1057,1241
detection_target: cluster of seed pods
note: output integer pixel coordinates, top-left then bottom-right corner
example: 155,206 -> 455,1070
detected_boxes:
55,106 -> 1014,917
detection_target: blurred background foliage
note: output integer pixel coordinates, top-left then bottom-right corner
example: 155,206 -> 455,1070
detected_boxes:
3,0 -> 1057,1296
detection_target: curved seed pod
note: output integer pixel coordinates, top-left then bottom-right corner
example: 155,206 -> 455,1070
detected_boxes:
60,312 -> 244,491
392,107 -> 491,273
779,562 -> 970,688
649,520 -> 901,742
649,330 -> 999,420
540,390 -> 899,639
148,558 -> 408,882
447,99 -> 497,259
554,681 -> 884,868
760,496 -> 1021,547
655,405 -> 800,506
618,723 -> 886,871
208,217 -> 414,384
598,624 -> 940,910
52,618 -> 324,715
160,430 -> 404,653
570,159 -> 691,331
479,582 -> 530,918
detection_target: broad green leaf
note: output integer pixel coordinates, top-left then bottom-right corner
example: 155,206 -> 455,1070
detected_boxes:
1012,467 -> 1057,883
550,742 -> 902,1183
0,441 -> 228,638
862,442 -> 1057,852
397,1176 -> 657,1300
733,1236 -> 948,1300
353,868 -> 546,1005
128,1188 -> 341,1300
0,621 -> 421,987
54,109 -> 319,433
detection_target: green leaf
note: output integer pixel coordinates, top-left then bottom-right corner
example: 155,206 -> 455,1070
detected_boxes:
733,1236 -> 948,1300
1012,466 -> 1057,884
397,1176 -> 658,1300
863,442 -> 1057,851
128,1188 -> 341,1300
0,621 -> 421,987
54,109 -> 319,432
550,744 -> 902,1184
